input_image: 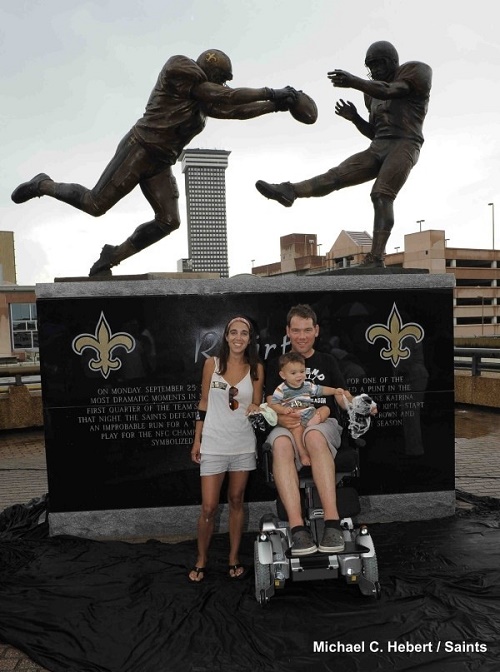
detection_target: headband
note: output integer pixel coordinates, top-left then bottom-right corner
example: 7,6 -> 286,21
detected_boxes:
226,316 -> 251,331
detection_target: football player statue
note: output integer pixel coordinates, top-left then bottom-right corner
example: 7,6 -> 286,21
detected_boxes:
11,49 -> 316,277
256,41 -> 432,268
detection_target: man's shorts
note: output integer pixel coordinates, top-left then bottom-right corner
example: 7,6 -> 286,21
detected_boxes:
200,452 -> 256,476
266,418 -> 342,470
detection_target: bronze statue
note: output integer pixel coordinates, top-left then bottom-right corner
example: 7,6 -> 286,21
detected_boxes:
11,50 -> 305,276
256,41 -> 432,267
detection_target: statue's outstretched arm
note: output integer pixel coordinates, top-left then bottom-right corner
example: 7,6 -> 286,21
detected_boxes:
328,69 -> 410,100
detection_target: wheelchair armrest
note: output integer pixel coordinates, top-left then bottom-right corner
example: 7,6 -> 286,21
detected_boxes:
335,446 -> 359,474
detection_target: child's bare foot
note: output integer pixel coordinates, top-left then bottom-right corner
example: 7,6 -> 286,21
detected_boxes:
298,452 -> 311,466
307,411 -> 321,426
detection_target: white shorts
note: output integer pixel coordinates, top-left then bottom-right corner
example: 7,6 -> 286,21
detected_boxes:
266,418 -> 342,470
200,452 -> 257,476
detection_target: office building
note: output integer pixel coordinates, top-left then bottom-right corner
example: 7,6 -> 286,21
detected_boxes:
180,148 -> 230,278
252,229 -> 499,338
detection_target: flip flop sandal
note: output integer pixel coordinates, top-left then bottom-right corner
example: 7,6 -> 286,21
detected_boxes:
188,566 -> 206,583
228,564 -> 247,580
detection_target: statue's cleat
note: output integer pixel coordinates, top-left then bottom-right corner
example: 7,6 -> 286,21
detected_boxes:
360,252 -> 385,268
255,180 -> 296,207
11,173 -> 51,204
89,244 -> 118,277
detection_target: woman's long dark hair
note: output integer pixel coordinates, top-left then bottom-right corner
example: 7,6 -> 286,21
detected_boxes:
217,316 -> 261,381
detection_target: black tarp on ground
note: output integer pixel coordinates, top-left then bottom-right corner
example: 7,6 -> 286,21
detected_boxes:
1,492 -> 500,672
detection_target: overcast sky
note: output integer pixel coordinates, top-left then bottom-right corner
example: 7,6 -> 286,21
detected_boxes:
2,0 -> 499,284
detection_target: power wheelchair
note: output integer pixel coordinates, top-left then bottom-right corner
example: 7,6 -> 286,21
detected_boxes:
253,428 -> 380,606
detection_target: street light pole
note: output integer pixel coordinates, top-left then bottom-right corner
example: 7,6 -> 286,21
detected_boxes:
417,219 -> 425,232
488,202 -> 495,250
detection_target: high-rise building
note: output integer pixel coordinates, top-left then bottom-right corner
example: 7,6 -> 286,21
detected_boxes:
180,148 -> 231,278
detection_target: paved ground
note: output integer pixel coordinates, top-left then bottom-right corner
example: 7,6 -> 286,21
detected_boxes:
0,429 -> 48,515
1,405 -> 499,671
454,405 -> 500,498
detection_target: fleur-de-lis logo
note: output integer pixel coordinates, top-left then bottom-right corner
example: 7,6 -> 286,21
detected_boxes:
72,312 -> 136,379
365,303 -> 424,367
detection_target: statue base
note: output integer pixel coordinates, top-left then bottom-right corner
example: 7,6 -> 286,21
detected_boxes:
36,274 -> 455,538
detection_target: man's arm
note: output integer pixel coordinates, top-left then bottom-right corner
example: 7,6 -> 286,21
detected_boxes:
328,69 -> 411,100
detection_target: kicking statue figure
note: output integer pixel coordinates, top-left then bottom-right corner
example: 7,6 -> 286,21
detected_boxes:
256,41 -> 432,267
11,50 -> 300,277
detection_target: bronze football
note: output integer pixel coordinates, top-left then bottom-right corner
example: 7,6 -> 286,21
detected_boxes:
289,91 -> 318,125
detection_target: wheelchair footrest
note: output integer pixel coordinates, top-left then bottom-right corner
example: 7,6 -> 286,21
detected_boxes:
285,540 -> 370,559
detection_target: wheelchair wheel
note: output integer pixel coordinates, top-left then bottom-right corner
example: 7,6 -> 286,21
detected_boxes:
254,544 -> 272,606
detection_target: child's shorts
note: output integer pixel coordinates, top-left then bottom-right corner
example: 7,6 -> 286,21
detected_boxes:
200,452 -> 256,476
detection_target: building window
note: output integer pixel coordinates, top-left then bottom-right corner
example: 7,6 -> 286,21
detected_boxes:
10,302 -> 38,350
456,317 -> 491,325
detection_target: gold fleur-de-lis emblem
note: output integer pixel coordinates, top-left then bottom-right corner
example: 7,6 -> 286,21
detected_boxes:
72,312 -> 136,379
365,303 -> 424,367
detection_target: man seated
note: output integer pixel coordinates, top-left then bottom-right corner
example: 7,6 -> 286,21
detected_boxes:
265,304 -> 355,556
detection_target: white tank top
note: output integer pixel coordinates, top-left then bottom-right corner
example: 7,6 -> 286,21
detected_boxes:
201,358 -> 256,455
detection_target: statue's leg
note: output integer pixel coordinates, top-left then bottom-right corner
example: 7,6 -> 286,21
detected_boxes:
364,140 -> 420,265
40,132 -> 144,216
89,166 -> 180,276
370,195 -> 394,260
294,148 -> 380,197
256,148 -> 380,206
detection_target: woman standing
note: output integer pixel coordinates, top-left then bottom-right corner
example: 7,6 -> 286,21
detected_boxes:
189,317 -> 264,582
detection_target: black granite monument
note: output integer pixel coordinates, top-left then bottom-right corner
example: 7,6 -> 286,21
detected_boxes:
36,274 -> 454,537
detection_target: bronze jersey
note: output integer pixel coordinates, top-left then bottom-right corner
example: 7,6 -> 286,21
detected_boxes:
364,61 -> 432,145
133,55 -> 208,164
